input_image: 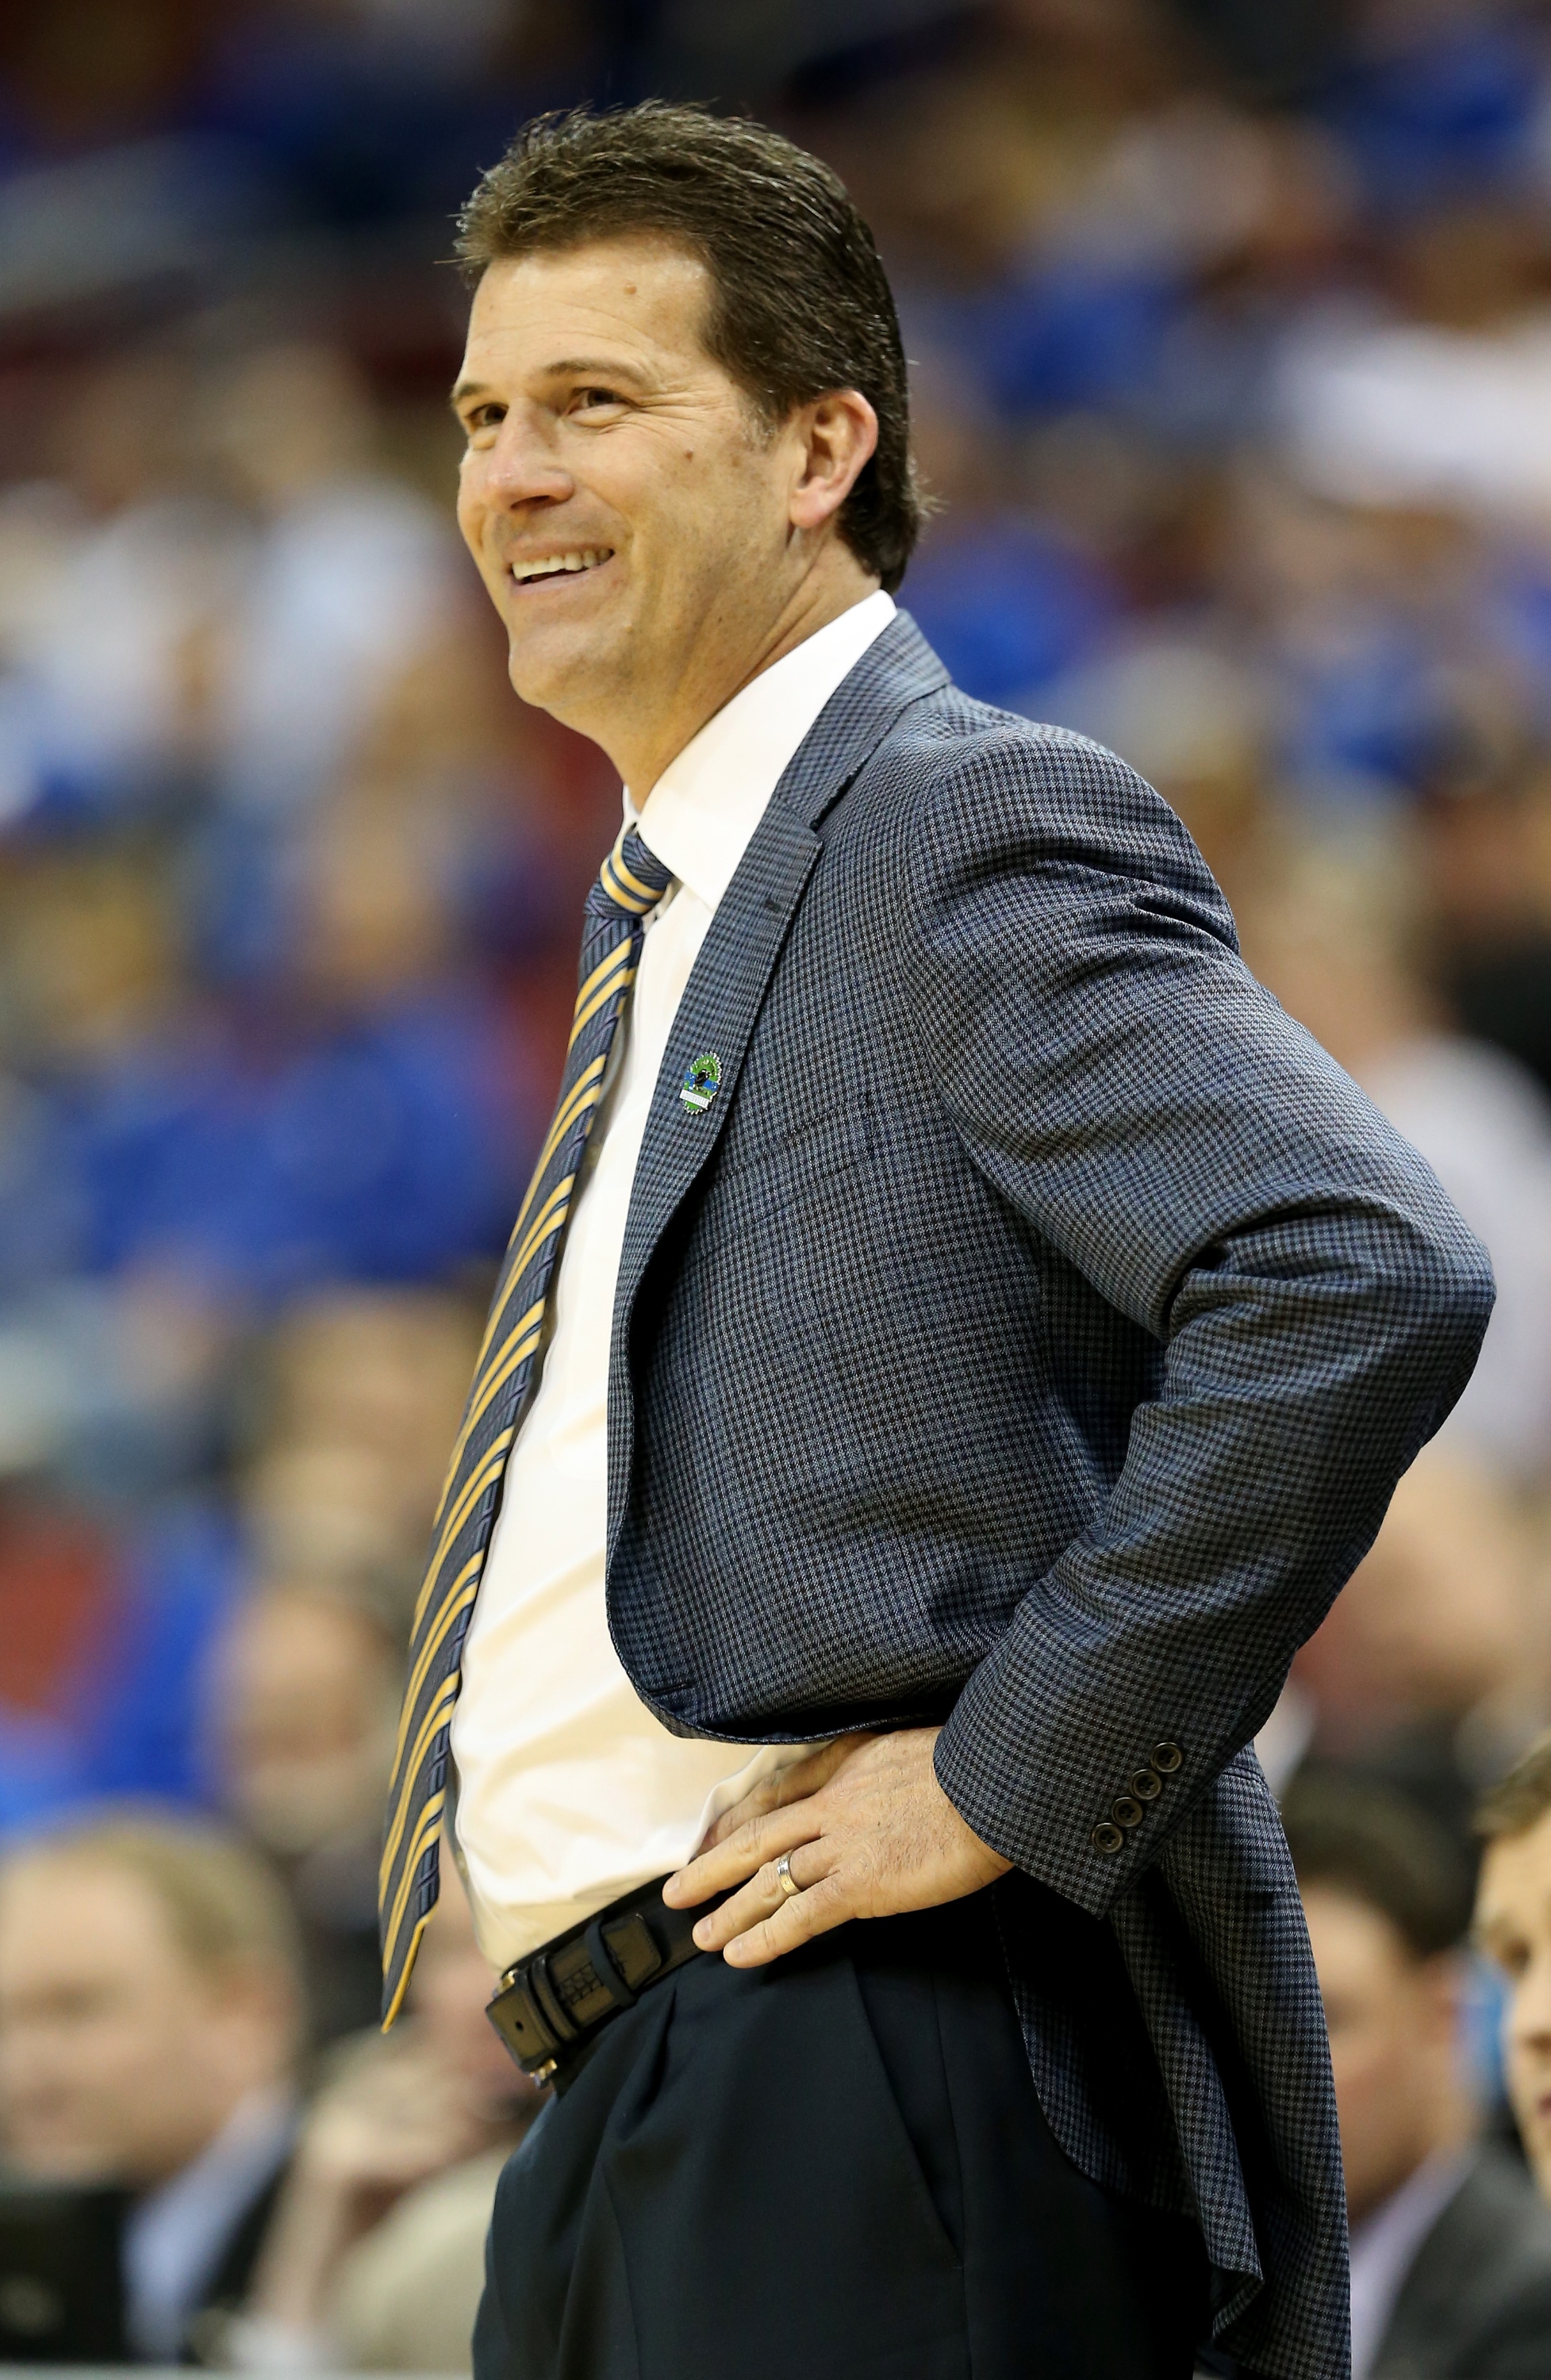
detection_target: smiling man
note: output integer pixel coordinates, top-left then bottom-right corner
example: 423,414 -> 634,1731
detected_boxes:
378,104 -> 1493,2380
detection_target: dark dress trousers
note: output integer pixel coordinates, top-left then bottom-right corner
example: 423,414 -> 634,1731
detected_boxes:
480,612 -> 1493,2380
1372,2145 -> 1551,2379
478,1894 -> 1211,2380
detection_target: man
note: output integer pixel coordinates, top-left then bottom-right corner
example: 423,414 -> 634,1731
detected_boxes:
1286,1775 -> 1551,2378
0,1814 -> 301,2362
209,1580 -> 402,2042
1476,1731 -> 1551,2202
378,103 -> 1493,2380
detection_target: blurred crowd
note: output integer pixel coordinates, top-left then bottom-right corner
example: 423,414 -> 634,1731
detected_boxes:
2,0 -> 1551,2370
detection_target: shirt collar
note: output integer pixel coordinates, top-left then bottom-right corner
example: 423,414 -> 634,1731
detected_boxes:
627,589 -> 894,911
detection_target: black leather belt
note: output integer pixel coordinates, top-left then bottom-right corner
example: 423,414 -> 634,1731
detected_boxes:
485,1875 -> 708,2089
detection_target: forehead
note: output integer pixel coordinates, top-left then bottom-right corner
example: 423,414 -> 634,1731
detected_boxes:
225,1589 -> 377,1684
1480,1810 -> 1551,1932
0,1859 -> 182,1982
459,236 -> 719,383
1300,1883 -> 1412,1985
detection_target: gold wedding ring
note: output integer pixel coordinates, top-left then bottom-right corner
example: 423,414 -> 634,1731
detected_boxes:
774,1851 -> 802,1898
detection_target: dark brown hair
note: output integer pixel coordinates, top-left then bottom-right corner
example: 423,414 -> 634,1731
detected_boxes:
455,102 -> 922,593
1477,1729 -> 1551,1844
1282,1772 -> 1472,1960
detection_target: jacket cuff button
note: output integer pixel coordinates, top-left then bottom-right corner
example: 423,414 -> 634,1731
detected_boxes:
1111,1795 -> 1145,1828
1091,1821 -> 1125,1855
1151,1741 -> 1184,1775
1131,1768 -> 1163,1801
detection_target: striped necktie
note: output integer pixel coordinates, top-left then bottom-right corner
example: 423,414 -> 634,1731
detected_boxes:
378,821 -> 675,2024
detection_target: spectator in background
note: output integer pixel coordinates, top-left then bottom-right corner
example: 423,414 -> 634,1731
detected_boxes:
1038,634 -> 1273,904
250,1289 -> 484,1610
240,1445 -> 416,1617
203,342 -> 463,820
0,344 -> 244,828
1286,1774 -> 1551,2380
1242,828 -> 1551,1479
193,1289 -> 484,2048
238,1859 -> 543,2374
205,1583 -> 399,2045
1422,757 -> 1551,1104
0,1813 -> 302,2363
1291,1442 -> 1541,1778
1476,1733 -> 1551,2207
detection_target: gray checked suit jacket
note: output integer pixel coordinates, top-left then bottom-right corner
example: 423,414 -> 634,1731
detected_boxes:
600,611 -> 1493,2380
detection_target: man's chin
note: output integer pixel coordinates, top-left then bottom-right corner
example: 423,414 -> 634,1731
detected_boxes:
10,2136 -> 119,2183
505,626 -> 619,724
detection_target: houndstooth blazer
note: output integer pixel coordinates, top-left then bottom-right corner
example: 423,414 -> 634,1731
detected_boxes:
601,611 -> 1492,2380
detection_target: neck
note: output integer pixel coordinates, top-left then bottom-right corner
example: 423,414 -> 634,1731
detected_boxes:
1349,2092 -> 1476,2231
609,548 -> 879,800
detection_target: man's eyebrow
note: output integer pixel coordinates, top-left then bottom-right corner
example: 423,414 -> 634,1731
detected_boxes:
542,356 -> 655,387
449,357 -> 656,412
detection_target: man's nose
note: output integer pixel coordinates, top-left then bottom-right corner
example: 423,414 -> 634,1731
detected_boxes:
477,412 -> 573,509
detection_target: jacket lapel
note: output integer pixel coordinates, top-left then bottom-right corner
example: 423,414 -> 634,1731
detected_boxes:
605,610 -> 948,1560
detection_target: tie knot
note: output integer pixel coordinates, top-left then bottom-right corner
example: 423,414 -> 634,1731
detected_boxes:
599,824 -> 674,919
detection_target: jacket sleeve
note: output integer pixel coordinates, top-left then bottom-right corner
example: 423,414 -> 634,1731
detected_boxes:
906,722 -> 1494,1917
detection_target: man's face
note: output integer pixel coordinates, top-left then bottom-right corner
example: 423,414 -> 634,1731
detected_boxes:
212,1587 -> 396,1856
451,236 -> 806,759
1303,1884 -> 1461,2227
0,1859 -> 281,2188
1477,1810 -> 1551,2195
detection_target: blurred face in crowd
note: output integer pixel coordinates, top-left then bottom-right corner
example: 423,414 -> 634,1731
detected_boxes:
1476,1810 -> 1551,2197
210,1587 -> 397,1858
0,1855 -> 293,2189
1302,1883 -> 1468,2226
1291,1449 -> 1530,1743
451,236 -> 878,793
264,1290 -> 479,1542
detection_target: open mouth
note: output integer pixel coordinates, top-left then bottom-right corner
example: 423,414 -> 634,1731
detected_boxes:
509,547 -> 613,587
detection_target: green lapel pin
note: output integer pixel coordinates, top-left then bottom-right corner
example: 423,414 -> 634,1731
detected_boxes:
680,1051 -> 723,1114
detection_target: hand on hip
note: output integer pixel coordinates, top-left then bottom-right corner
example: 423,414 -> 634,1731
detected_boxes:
662,1728 -> 1012,1967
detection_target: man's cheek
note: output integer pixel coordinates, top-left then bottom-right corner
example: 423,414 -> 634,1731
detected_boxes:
454,472 -> 486,552
1507,2029 -> 1538,2107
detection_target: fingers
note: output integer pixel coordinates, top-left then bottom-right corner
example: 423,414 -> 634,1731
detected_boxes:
696,1734 -> 873,1856
688,1837 -> 835,1952
666,1735 -> 877,1906
721,1869 -> 852,1968
665,1796 -> 826,1907
666,1804 -> 818,1907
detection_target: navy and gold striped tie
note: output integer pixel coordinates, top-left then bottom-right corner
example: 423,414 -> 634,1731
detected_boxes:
378,821 -> 675,2024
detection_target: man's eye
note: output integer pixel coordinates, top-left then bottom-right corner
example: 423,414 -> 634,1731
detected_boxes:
467,405 -> 504,432
574,387 -> 622,412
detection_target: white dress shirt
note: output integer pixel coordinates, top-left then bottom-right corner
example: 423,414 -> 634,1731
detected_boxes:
452,589 -> 896,1973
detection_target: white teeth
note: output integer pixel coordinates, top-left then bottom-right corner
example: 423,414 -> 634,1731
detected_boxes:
510,547 -> 610,583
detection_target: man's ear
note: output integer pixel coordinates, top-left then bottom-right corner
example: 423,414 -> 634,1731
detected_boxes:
1418,1947 -> 1465,2045
789,389 -> 878,536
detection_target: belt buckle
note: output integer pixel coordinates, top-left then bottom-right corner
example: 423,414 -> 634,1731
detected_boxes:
483,1900 -> 671,2087
485,1956 -> 569,2085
